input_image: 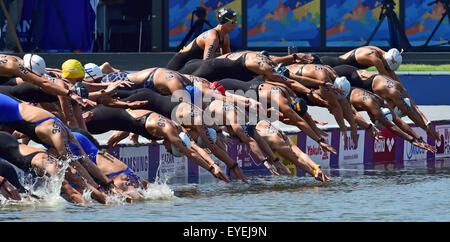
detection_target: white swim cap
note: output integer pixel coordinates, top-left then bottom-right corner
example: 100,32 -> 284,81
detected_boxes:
384,48 -> 402,70
84,63 -> 104,82
393,98 -> 411,118
171,132 -> 192,157
374,107 -> 393,128
23,53 -> 46,76
333,76 -> 351,99
197,128 -> 217,148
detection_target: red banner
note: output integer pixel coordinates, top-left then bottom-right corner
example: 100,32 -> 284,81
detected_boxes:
373,129 -> 396,162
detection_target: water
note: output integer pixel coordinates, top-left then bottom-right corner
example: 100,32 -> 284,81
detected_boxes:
1,165 -> 449,222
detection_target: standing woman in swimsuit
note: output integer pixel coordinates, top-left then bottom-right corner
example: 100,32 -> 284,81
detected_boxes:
166,8 -> 237,71
333,64 -> 440,142
320,46 -> 403,82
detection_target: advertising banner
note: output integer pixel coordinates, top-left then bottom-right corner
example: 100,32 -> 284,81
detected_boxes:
338,130 -> 365,165
436,124 -> 450,159
158,146 -> 189,184
305,132 -> 332,169
403,127 -> 427,161
118,146 -> 149,180
373,129 -> 396,162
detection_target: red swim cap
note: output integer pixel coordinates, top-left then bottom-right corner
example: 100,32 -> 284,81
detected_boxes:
209,81 -> 226,96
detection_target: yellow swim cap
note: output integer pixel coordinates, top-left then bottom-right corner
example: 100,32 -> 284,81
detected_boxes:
62,59 -> 85,79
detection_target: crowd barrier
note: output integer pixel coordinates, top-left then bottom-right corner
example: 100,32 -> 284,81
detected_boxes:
102,120 -> 450,184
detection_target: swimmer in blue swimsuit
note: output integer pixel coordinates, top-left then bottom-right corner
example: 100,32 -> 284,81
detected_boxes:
0,131 -> 107,204
69,127 -> 151,198
0,93 -> 116,194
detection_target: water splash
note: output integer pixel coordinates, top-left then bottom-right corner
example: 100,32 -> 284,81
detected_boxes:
139,181 -> 176,201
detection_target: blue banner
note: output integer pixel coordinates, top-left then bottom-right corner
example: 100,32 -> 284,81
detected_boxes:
247,0 -> 320,47
1,0 -> 96,52
405,0 -> 450,47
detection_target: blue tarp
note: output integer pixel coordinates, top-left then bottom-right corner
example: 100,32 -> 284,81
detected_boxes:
1,0 -> 96,52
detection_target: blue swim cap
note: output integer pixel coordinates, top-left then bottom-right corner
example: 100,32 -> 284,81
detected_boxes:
197,128 -> 217,148
184,85 -> 202,104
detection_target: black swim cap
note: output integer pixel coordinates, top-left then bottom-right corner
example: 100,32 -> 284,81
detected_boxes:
259,50 -> 269,57
291,97 -> 308,117
217,8 -> 237,24
273,63 -> 290,78
308,53 -> 322,64
71,81 -> 89,99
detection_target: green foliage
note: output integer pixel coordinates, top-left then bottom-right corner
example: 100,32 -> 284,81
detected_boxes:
366,64 -> 450,72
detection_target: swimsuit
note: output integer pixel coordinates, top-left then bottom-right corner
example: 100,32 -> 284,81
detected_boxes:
218,76 -> 264,101
85,104 -> 162,141
0,131 -> 45,172
321,49 -> 371,69
333,65 -> 376,93
101,72 -> 140,90
107,167 -> 141,186
142,68 -> 159,92
166,29 -> 224,71
0,93 -> 74,146
190,52 -> 256,82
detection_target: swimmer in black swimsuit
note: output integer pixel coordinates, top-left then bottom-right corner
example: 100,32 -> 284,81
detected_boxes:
286,63 -> 359,149
104,89 -> 249,183
255,120 -> 332,182
0,131 -> 107,204
204,97 -> 292,176
70,127 -> 152,199
84,105 -> 230,183
166,7 -> 237,71
320,46 -> 403,83
333,64 -> 440,142
178,50 -> 329,106
0,160 -> 24,200
347,87 -> 436,153
217,76 -> 337,155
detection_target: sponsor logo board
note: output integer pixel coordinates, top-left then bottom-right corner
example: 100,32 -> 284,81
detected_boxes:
119,146 -> 149,179
436,124 -> 450,158
403,127 -> 427,161
338,130 -> 365,165
305,132 -> 331,169
158,146 -> 188,183
373,129 -> 396,162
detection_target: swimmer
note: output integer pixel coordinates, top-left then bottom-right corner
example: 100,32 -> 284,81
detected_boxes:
333,64 -> 440,142
166,7 -> 237,71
